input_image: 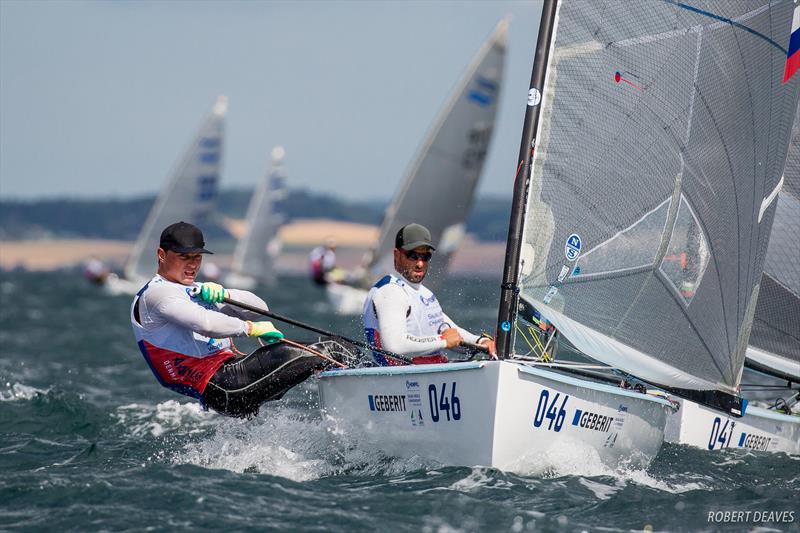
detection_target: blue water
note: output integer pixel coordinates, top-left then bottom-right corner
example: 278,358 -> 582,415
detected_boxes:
1,271 -> 798,532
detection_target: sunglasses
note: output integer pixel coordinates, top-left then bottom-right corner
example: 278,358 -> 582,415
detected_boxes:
403,250 -> 433,262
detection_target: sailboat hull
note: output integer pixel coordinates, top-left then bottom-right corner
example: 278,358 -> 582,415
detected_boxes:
319,360 -> 675,473
325,283 -> 367,315
665,399 -> 800,454
102,273 -> 144,297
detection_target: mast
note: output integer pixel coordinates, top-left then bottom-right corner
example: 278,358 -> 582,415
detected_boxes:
496,0 -> 558,359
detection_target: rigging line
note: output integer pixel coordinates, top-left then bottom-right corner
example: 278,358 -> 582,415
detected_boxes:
515,323 -> 537,356
280,338 -> 347,369
663,1 -> 786,54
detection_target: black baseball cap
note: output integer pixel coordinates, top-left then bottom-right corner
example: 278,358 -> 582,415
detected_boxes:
395,223 -> 436,251
159,221 -> 213,254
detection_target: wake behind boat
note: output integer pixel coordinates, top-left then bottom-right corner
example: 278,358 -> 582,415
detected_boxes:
104,96 -> 228,295
326,19 -> 507,314
318,0 -> 800,473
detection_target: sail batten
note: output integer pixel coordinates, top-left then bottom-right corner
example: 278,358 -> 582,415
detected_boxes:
510,1 -> 799,394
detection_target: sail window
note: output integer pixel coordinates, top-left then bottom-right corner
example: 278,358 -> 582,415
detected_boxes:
659,195 -> 709,305
572,199 -> 670,278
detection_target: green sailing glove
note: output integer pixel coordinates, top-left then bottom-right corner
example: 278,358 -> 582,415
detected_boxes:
247,320 -> 285,344
198,282 -> 229,304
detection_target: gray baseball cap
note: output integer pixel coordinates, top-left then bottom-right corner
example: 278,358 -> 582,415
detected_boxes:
395,223 -> 436,251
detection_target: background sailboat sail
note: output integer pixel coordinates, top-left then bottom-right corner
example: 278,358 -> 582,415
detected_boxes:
227,146 -> 288,288
124,96 -> 227,283
501,2 -> 799,409
360,19 -> 507,289
746,104 -> 800,382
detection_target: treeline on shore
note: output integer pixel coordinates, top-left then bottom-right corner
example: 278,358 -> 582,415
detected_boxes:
0,188 -> 511,242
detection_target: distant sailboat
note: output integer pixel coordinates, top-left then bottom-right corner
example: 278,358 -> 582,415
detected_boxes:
666,102 -> 800,454
224,146 -> 288,289
319,1 -> 799,472
104,96 -> 227,295
326,19 -> 507,314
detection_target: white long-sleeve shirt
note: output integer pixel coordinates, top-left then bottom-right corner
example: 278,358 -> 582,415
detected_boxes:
363,271 -> 479,364
130,275 -> 270,398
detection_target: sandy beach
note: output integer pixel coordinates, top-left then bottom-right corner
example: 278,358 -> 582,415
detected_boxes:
0,218 -> 505,276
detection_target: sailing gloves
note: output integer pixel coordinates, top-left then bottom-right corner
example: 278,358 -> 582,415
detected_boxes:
198,282 -> 229,303
246,321 -> 285,343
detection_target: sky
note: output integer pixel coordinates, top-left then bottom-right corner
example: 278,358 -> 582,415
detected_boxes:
0,0 -> 543,201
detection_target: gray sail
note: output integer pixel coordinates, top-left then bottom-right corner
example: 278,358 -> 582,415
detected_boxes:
125,96 -> 227,282
747,102 -> 800,381
228,146 -> 288,285
515,1 -> 799,393
362,20 -> 507,289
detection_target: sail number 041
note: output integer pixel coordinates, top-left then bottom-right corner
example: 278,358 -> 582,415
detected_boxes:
534,389 -> 570,432
428,382 -> 461,422
708,416 -> 735,450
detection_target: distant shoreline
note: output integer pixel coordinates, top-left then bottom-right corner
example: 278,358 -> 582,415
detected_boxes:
0,219 -> 505,276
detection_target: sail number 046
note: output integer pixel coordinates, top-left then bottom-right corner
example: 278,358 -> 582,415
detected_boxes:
428,382 -> 461,422
533,389 -> 569,432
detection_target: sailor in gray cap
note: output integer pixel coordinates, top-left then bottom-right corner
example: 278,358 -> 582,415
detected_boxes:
363,223 -> 496,365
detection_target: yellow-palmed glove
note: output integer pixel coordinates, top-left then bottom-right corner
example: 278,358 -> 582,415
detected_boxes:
247,320 -> 285,343
198,282 -> 229,304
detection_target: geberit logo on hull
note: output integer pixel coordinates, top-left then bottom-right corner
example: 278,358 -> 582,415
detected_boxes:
368,394 -> 407,412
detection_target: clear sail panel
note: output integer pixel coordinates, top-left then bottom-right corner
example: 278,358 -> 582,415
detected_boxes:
515,1 -> 800,392
748,104 -> 800,380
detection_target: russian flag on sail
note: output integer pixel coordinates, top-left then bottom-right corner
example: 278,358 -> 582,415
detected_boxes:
784,4 -> 800,83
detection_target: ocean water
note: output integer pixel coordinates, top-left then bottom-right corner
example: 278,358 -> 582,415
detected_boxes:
1,271 -> 797,532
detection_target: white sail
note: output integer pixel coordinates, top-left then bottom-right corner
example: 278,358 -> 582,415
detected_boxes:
512,1 -> 799,403
124,96 -> 227,284
226,146 -> 288,288
360,19 -> 508,289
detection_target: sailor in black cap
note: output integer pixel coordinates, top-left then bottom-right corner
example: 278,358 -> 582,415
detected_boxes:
363,223 -> 496,365
130,221 -> 336,417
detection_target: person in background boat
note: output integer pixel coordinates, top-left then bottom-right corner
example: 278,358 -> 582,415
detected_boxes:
130,221 -> 337,417
83,256 -> 110,285
309,237 -> 346,285
363,223 -> 497,365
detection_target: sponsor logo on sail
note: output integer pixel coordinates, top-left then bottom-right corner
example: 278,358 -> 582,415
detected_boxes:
527,88 -> 541,107
564,234 -> 582,261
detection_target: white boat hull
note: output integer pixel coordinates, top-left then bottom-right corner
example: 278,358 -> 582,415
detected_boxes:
319,360 -> 676,473
665,398 -> 800,454
102,274 -> 142,296
223,272 -> 258,291
325,283 -> 367,315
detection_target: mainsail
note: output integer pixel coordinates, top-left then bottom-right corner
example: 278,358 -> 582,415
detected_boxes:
498,1 -> 800,408
359,19 -> 507,289
125,96 -> 227,282
746,103 -> 800,382
228,146 -> 288,286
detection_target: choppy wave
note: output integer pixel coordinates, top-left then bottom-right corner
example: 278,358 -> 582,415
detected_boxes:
0,382 -> 49,401
1,271 -> 798,532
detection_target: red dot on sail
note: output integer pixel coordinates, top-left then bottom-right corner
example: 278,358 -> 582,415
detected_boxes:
614,72 -> 621,83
